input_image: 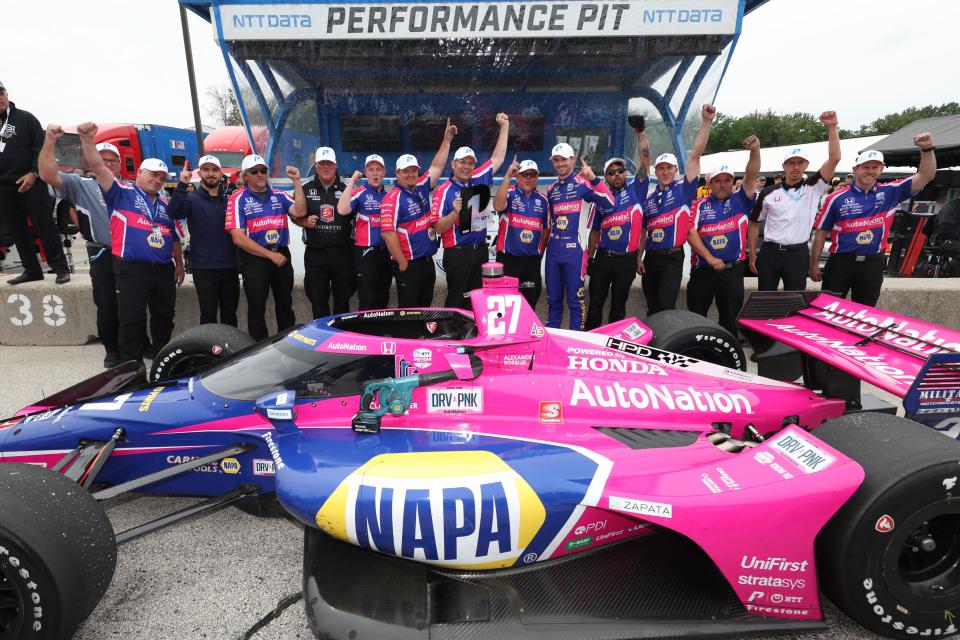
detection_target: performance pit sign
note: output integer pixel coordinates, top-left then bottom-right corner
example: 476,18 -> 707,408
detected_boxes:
218,0 -> 738,40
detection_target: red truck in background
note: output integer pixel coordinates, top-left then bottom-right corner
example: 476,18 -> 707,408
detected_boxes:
201,126 -> 268,183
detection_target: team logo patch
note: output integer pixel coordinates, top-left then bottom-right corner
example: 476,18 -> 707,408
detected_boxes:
856,230 -> 874,245
650,229 -> 666,243
428,228 -> 438,242
147,229 -> 165,249
221,457 -> 241,474
555,216 -> 569,230
710,236 -> 728,250
265,229 -> 280,245
519,229 -> 534,244
321,204 -> 335,223
607,226 -> 622,240
315,451 -> 546,569
538,401 -> 563,423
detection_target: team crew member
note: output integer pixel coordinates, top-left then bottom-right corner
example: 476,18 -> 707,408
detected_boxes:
433,113 -> 510,309
381,119 -> 456,307
748,111 -> 841,291
492,157 -> 549,308
78,122 -> 185,369
226,154 -> 307,340
338,154 -> 389,310
811,136 -> 937,305
39,126 -> 122,366
297,147 -> 353,318
637,104 -> 718,316
0,81 -> 70,285
687,135 -> 762,336
168,155 -> 240,326
545,145 -> 614,330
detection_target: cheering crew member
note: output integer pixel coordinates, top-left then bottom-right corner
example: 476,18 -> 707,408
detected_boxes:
39,127 -> 122,366
492,157 -> 549,308
545,145 -> 614,330
812,136 -> 937,306
638,104 -> 718,316
433,113 -> 510,309
748,111 -> 841,291
338,154 -> 389,310
687,135 -> 762,336
226,154 -> 306,340
168,155 -> 240,326
0,81 -> 70,284
79,122 -> 185,369
297,147 -> 353,318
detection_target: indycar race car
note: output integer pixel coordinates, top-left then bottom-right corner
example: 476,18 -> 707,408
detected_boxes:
2,262 -> 960,640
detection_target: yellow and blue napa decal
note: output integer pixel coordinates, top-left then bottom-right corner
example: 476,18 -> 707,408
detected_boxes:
316,450 -> 546,569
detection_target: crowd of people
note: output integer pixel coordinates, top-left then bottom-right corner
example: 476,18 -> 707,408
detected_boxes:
0,76 -> 940,371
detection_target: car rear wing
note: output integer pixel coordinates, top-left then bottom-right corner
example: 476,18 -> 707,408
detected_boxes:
738,292 -> 960,402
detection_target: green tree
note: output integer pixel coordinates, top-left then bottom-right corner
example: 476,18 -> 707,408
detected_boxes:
856,102 -> 960,136
705,109 -> 853,154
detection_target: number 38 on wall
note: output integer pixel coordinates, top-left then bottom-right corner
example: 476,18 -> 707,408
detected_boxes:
6,293 -> 67,327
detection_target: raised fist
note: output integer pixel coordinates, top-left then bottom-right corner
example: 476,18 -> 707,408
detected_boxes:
76,121 -> 98,141
45,124 -> 65,142
819,111 -> 838,127
743,135 -> 760,151
702,104 -> 717,122
914,132 -> 934,150
179,167 -> 192,183
350,170 -> 363,182
285,165 -> 300,181
496,112 -> 509,127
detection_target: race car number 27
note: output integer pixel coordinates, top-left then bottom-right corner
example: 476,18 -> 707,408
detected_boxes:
486,295 -> 522,335
7,293 -> 67,327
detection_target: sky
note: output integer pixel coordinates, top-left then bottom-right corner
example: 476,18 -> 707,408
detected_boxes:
4,0 -> 957,131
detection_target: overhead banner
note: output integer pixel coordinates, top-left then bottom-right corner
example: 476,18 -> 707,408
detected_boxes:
217,0 -> 739,40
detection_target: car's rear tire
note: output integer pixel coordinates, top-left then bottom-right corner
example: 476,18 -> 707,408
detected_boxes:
645,310 -> 746,371
0,464 -> 116,640
815,413 -> 960,638
149,324 -> 255,383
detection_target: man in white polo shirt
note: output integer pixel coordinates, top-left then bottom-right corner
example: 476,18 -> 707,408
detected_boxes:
747,111 -> 841,291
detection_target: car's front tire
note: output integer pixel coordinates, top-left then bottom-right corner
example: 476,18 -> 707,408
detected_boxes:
645,310 -> 746,371
150,323 -> 256,383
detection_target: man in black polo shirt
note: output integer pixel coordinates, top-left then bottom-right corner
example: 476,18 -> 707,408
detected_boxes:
296,146 -> 353,318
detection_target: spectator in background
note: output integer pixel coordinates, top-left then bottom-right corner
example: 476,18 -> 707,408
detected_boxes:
0,81 -> 71,285
733,177 -> 743,192
168,155 -> 240,326
774,175 -> 783,186
696,176 -> 710,199
844,174 -> 855,187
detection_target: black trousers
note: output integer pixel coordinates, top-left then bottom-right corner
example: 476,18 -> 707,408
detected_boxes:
822,253 -> 885,306
355,245 -> 392,310
88,246 -> 119,355
757,242 -> 809,291
241,248 -> 295,341
304,245 -> 356,318
687,262 -> 745,337
586,250 -> 637,330
498,252 -> 543,309
0,181 -> 68,275
443,245 -> 487,309
641,251 -> 684,316
392,256 -> 436,308
113,257 -> 175,364
193,267 -> 240,326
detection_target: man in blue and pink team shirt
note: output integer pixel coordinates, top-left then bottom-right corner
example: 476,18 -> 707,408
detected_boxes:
225,154 -> 306,340
381,119 -> 456,307
811,134 -> 938,306
338,154 -> 390,310
638,104 -> 720,316
433,113 -> 510,309
545,144 -> 615,330
492,156 -> 549,308
686,135 -> 762,337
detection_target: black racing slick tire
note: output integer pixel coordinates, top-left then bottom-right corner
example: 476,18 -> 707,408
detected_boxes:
0,464 -> 116,640
645,309 -> 746,371
815,413 -> 960,638
149,323 -> 255,383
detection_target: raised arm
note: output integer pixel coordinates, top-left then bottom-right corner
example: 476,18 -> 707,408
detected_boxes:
685,104 -> 716,183
741,135 -> 762,199
338,171 -> 362,215
818,111 -> 841,182
489,113 -> 510,173
911,132 -> 938,194
635,130 -> 650,179
286,166 -> 306,218
428,118 -> 457,188
38,125 -> 64,190
494,156 -> 519,212
77,122 -> 114,192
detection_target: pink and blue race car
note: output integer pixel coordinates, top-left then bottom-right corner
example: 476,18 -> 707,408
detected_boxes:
2,262 -> 960,640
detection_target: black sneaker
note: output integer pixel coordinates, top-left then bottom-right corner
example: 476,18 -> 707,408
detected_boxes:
104,351 -> 122,369
55,271 -> 71,284
7,272 -> 44,285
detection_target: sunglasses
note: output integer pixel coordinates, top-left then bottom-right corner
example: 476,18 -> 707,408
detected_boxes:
605,168 -> 626,176
247,168 -> 268,175
518,171 -> 538,178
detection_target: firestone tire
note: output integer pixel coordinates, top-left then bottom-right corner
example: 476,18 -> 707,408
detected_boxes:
0,464 -> 116,640
815,413 -> 960,638
149,323 -> 255,383
645,310 -> 746,371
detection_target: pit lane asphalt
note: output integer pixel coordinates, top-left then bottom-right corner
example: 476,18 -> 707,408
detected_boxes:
0,344 -> 901,640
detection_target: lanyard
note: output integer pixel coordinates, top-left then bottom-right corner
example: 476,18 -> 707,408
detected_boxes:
133,184 -> 160,224
781,183 -> 805,202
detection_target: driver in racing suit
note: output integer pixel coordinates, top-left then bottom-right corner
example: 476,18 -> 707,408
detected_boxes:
545,144 -> 614,329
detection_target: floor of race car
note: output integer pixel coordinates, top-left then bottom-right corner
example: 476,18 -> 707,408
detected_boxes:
0,344 -> 902,640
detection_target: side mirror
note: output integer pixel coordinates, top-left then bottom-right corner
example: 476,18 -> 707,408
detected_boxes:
255,390 -> 298,434
442,352 -> 483,381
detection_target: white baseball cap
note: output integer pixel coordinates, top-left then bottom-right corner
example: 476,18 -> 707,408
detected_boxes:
708,165 -> 735,181
453,147 -> 477,161
654,153 -> 678,168
782,147 -> 810,163
603,157 -> 627,173
854,149 -> 885,166
139,158 -> 168,173
364,154 -> 385,168
314,147 -> 336,163
551,142 -> 575,159
197,154 -> 222,169
396,154 -> 420,171
241,154 -> 268,172
518,159 -> 539,174
95,142 -> 120,158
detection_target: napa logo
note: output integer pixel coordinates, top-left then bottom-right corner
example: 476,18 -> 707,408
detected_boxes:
607,226 -> 622,240
856,230 -> 874,245
316,451 -> 545,569
650,228 -> 665,243
710,235 -> 728,250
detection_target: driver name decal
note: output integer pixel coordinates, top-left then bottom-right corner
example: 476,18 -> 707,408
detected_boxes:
768,431 -> 835,474
570,379 -> 753,414
427,387 -> 483,413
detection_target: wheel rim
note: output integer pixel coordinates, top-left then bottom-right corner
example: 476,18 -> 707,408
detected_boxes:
885,502 -> 960,611
0,563 -> 25,640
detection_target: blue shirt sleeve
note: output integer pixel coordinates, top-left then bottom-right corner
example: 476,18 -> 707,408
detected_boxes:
816,198 -> 837,231
890,177 -> 915,205
167,184 -> 194,220
681,176 -> 699,206
102,179 -> 123,211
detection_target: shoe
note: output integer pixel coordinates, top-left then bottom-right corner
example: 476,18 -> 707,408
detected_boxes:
7,272 -> 44,285
55,271 -> 71,284
104,351 -> 122,369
